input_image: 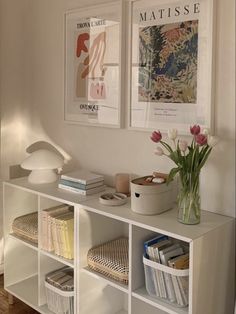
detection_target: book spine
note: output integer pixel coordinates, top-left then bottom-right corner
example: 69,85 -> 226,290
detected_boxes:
61,175 -> 103,185
59,184 -> 105,195
51,216 -> 59,255
153,247 -> 167,298
47,215 -> 54,252
55,218 -> 63,256
144,235 -> 168,254
60,176 -> 87,184
146,247 -> 160,297
172,275 -> 184,305
176,276 -> 188,305
159,253 -> 177,303
64,219 -> 74,260
59,179 -> 103,190
58,184 -> 86,195
41,211 -> 47,250
61,221 -> 68,259
163,271 -> 176,302
64,223 -> 70,259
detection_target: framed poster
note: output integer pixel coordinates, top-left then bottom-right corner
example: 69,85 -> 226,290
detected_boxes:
128,0 -> 215,133
65,1 -> 123,127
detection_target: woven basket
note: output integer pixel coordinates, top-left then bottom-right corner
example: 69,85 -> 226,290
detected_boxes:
87,237 -> 129,285
12,212 -> 38,243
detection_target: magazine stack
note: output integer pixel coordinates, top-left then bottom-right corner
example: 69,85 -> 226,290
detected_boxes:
143,234 -> 189,307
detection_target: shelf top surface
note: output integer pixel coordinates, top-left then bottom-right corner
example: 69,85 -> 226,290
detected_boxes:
80,198 -> 234,242
4,177 -> 234,242
4,176 -> 110,205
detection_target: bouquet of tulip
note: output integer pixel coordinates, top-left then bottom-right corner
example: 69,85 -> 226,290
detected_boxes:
150,125 -> 218,224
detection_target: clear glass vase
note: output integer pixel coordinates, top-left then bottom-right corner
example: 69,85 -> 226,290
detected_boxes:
177,171 -> 201,225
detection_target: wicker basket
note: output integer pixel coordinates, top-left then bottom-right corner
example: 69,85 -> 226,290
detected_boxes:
87,237 -> 129,285
12,212 -> 38,243
45,266 -> 74,314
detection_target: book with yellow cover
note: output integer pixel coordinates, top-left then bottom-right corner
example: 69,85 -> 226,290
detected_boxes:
55,212 -> 74,259
54,216 -> 65,257
168,253 -> 189,306
48,208 -> 71,253
64,215 -> 74,260
41,204 -> 70,251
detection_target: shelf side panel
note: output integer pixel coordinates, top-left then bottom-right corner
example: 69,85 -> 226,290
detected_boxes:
3,185 -> 38,236
190,220 -> 235,314
4,237 -> 38,287
131,225 -> 156,291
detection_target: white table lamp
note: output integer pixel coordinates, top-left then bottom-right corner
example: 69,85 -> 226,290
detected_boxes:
21,149 -> 65,184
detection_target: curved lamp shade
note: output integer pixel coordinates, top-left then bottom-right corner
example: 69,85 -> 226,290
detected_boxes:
21,149 -> 64,184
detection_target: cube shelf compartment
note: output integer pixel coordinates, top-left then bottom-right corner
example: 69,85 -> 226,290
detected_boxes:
3,177 -> 235,314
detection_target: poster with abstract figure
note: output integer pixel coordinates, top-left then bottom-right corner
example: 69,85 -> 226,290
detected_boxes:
65,3 -> 122,127
139,20 -> 198,104
76,30 -> 107,100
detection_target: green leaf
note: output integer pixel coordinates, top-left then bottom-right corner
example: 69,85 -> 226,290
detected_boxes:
160,141 -> 173,154
166,167 -> 180,185
197,146 -> 212,170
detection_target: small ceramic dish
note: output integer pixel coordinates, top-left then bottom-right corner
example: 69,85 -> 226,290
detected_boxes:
99,192 -> 128,206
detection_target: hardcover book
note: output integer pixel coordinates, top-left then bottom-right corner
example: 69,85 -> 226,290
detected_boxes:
61,170 -> 104,185
59,178 -> 104,190
58,183 -> 105,195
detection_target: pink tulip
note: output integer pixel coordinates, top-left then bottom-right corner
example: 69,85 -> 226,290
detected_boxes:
196,134 -> 207,146
154,147 -> 164,156
179,140 -> 188,152
190,124 -> 201,135
150,131 -> 162,143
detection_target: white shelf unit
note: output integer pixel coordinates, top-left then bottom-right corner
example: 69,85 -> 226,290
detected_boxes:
3,180 -> 76,314
3,177 -> 235,314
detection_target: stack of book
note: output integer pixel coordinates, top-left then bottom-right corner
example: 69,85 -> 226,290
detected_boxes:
58,170 -> 105,195
144,234 -> 189,306
41,204 -> 74,260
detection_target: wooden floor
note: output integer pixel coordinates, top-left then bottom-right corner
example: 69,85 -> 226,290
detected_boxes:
0,275 -> 39,314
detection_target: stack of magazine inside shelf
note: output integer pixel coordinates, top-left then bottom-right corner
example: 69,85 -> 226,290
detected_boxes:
41,204 -> 74,259
58,170 -> 105,195
144,234 -> 189,307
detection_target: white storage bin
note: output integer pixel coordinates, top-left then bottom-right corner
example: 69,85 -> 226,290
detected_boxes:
45,281 -> 74,314
143,255 -> 189,307
131,176 -> 173,215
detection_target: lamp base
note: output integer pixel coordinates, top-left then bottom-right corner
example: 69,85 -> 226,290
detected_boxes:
28,169 -> 58,184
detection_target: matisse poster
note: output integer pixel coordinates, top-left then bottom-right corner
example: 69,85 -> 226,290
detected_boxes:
65,2 -> 122,127
139,20 -> 198,103
130,0 -> 214,133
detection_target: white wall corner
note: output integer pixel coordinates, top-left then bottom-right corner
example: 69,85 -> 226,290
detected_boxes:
0,263 -> 3,275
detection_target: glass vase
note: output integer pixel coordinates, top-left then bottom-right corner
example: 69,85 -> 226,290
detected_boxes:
177,171 -> 201,225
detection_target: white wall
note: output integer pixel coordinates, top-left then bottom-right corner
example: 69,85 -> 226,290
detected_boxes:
0,0 -> 235,223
